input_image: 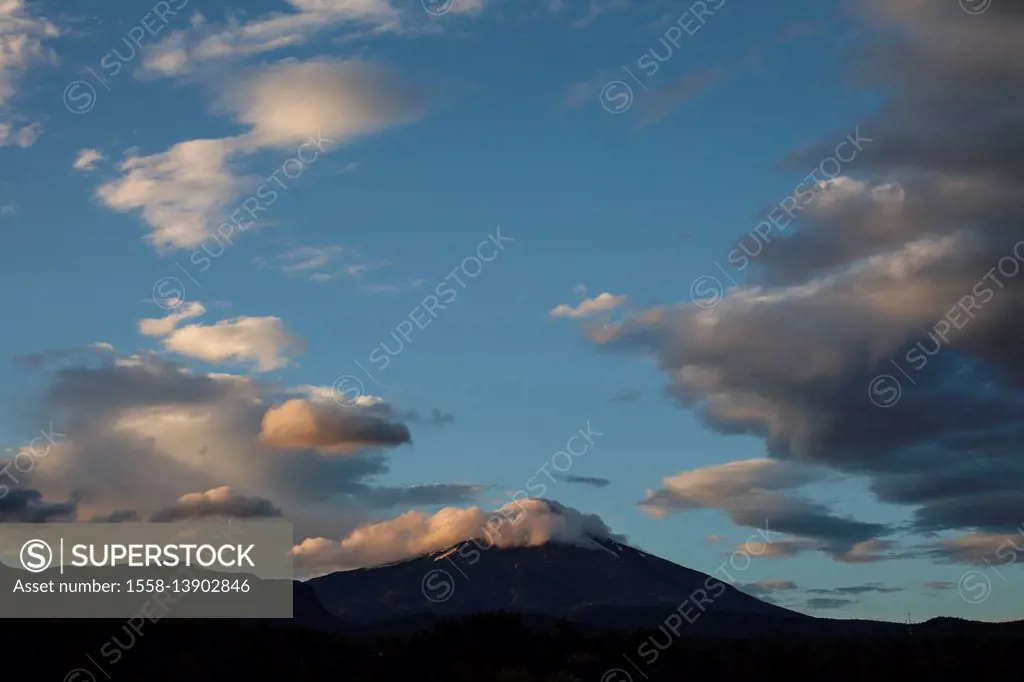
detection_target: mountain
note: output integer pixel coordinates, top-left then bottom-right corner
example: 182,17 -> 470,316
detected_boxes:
307,522 -> 812,634
305,530 -> 1024,637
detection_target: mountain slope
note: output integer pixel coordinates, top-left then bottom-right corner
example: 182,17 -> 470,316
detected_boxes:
308,532 -> 809,629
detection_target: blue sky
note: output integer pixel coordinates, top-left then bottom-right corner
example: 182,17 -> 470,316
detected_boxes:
1,0 -> 1023,623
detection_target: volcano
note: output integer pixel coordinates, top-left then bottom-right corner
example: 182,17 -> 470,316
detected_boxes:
306,500 -> 814,634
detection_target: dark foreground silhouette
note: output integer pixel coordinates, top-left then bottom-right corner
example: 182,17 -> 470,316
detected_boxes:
2,526 -> 1019,679
4,612 -> 1020,681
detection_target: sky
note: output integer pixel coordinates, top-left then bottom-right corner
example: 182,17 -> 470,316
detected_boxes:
1,0 -> 1023,623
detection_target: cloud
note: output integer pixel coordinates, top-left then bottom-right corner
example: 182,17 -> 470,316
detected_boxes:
16,341 -> 115,369
922,580 -> 955,590
556,474 -> 611,488
160,315 -> 302,372
610,388 -> 640,403
286,384 -> 385,407
281,388 -> 449,431
95,137 -> 249,252
72,148 -> 105,172
638,68 -> 721,126
251,244 -> 394,285
290,498 -> 622,575
90,509 -> 140,523
570,0 -> 634,28
807,582 -> 902,595
432,0 -> 485,16
563,71 -> 620,109
568,0 -> 1024,550
355,483 -> 485,510
749,537 -> 820,559
0,486 -> 76,523
640,459 -> 827,507
918,530 -> 1024,566
259,398 -> 412,454
804,597 -> 855,610
740,579 -> 798,596
834,538 -> 896,564
427,408 -> 454,427
215,58 -> 427,149
9,351 -> 462,541
96,58 -> 427,252
149,486 -> 283,521
138,301 -> 207,337
550,292 -> 627,319
639,459 -> 890,559
0,120 -> 41,147
778,20 -> 823,42
139,0 -> 402,78
251,245 -> 346,281
0,0 -> 58,142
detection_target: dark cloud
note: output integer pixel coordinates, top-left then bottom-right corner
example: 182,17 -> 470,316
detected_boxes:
260,398 -> 412,453
556,474 -> 611,488
804,597 -> 855,610
731,499 -> 888,557
42,352 -> 233,413
807,583 -> 902,595
914,528 -> 1024,566
16,343 -> 114,370
352,483 -> 485,510
149,487 -> 283,522
573,0 -> 1024,551
922,580 -> 955,590
268,450 -> 392,501
428,409 -> 454,427
90,509 -> 140,523
0,487 -> 76,523
9,353 -> 475,539
639,460 -> 890,558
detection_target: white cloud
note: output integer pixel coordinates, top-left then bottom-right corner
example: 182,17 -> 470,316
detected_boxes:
96,58 -> 426,252
252,244 -> 346,281
550,292 -> 627,318
641,459 -> 827,511
140,0 -> 401,78
96,137 -> 248,252
0,120 -> 40,147
286,384 -> 385,407
218,58 -> 427,149
72,148 -> 105,171
0,0 -> 57,140
138,301 -> 207,337
444,0 -> 485,15
291,498 -> 620,575
160,315 -> 302,371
